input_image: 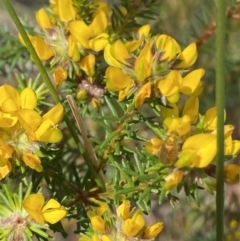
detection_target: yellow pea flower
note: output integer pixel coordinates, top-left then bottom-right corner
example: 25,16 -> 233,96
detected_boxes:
123,210 -> 145,237
176,133 -> 217,168
164,170 -> 183,190
134,81 -> 151,108
22,152 -> 43,172
0,161 -> 11,180
180,68 -> 205,96
36,8 -> 52,29
224,164 -> 240,184
22,194 -> 67,225
163,115 -> 191,137
177,42 -> 198,68
90,215 -> 106,233
116,200 -> 133,220
145,137 -> 163,155
204,106 -> 226,130
143,222 -> 164,238
158,70 -> 182,103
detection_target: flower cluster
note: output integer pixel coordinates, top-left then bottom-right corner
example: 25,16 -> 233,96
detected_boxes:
0,84 -> 63,178
0,184 -> 67,241
104,25 -> 202,108
146,104 -> 240,191
80,200 -> 163,241
19,0 -> 110,90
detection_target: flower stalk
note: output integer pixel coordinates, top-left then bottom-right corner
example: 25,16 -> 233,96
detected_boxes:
216,0 -> 227,240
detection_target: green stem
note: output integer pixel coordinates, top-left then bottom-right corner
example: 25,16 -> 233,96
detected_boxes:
216,0 -> 227,240
3,0 -> 105,190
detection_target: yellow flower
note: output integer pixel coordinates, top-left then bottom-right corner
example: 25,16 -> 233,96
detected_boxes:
123,210 -> 145,237
51,0 -> 76,22
33,103 -> 64,143
79,54 -> 96,79
158,70 -> 182,103
204,106 -> 226,130
19,33 -> 54,61
176,133 -> 217,168
145,137 -> 163,155
164,170 -> 183,190
89,198 -> 110,216
0,161 -> 11,180
22,152 -> 43,172
177,42 -> 198,68
182,96 -> 199,123
180,68 -> 205,96
143,222 -> 164,238
163,115 -> 191,137
22,194 -> 67,225
36,8 -> 52,29
116,200 -> 133,220
134,81 -> 151,108
225,135 -> 240,156
90,215 -> 106,233
224,164 -> 240,184
53,66 -> 68,87
69,10 -> 108,51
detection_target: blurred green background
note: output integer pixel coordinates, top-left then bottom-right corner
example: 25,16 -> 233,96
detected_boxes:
1,0 -> 240,240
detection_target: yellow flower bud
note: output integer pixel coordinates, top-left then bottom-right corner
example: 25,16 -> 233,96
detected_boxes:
123,210 -> 145,237
143,222 -> 164,238
90,215 -> 106,233
116,200 -> 132,220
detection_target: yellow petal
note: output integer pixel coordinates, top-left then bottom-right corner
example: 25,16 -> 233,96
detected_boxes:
79,54 -> 95,77
90,215 -> 106,233
58,0 -> 76,22
160,103 -> 179,120
53,66 -> 68,88
143,222 -> 164,239
224,164 -> 240,184
42,199 -> 67,224
182,96 -> 199,122
158,70 -> 182,96
36,8 -> 52,29
0,161 -> 11,180
89,36 -> 109,52
181,69 -> 205,96
0,84 -> 20,106
164,170 -> 183,190
29,35 -> 54,60
1,99 -> 19,112
138,24 -> 151,39
135,43 -> 152,82
20,88 -> 37,110
42,103 -> 64,124
111,40 -> 131,64
163,115 -> 191,136
155,34 -> 181,60
69,21 -> 93,48
117,200 -> 132,220
22,194 -> 45,225
134,81 -> 151,108
177,134 -> 217,168
204,107 -> 226,130
17,109 -> 42,132
36,121 -> 63,143
123,211 -> 145,237
22,152 -> 43,172
106,66 -> 132,91
67,35 -> 80,62
0,112 -> 18,128
104,44 -> 122,68
89,10 -> 107,36
177,42 -> 198,68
